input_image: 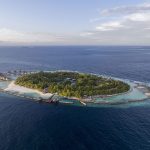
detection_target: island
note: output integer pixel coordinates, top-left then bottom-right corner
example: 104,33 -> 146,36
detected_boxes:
15,71 -> 130,100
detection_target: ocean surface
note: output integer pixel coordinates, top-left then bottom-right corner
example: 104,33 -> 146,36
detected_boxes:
0,46 -> 150,150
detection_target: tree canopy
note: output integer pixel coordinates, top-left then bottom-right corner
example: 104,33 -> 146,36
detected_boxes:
15,71 -> 130,98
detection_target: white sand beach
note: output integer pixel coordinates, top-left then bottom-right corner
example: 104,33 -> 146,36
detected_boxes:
145,93 -> 150,96
4,81 -> 53,98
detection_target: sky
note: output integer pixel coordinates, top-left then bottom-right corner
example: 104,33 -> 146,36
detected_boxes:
0,0 -> 150,45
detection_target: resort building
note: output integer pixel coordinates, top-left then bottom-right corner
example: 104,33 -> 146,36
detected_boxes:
0,73 -> 8,81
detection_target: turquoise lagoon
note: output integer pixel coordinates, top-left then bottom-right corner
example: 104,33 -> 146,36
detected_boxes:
0,79 -> 149,107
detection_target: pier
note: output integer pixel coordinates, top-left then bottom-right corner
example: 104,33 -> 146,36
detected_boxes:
0,88 -> 76,105
80,101 -> 87,106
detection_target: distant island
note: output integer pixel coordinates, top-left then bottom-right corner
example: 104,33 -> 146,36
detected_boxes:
15,71 -> 130,100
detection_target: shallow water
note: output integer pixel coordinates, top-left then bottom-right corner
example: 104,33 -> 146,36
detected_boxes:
0,78 -> 148,107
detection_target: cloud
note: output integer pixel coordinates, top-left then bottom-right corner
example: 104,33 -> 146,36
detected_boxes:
0,28 -> 24,41
0,28 -> 98,45
0,28 -> 65,44
100,3 -> 150,16
96,21 -> 124,31
81,3 -> 150,45
89,3 -> 150,23
80,32 -> 94,37
125,13 -> 150,21
1,2 -> 150,45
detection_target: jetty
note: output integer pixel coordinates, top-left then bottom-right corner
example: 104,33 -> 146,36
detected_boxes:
39,94 -> 59,104
80,101 -> 87,106
59,101 -> 74,104
0,87 -> 76,105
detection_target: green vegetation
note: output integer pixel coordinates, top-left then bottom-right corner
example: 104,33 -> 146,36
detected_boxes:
15,71 -> 130,98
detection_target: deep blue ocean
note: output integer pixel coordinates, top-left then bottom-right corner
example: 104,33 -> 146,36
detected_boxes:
0,46 -> 150,150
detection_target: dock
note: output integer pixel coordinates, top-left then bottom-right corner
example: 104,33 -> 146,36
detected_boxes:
59,101 -> 74,104
80,101 -> 87,106
0,88 -> 77,105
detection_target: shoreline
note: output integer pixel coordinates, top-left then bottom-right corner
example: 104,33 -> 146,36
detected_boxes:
1,78 -> 150,106
3,80 -> 132,103
4,81 -> 53,99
